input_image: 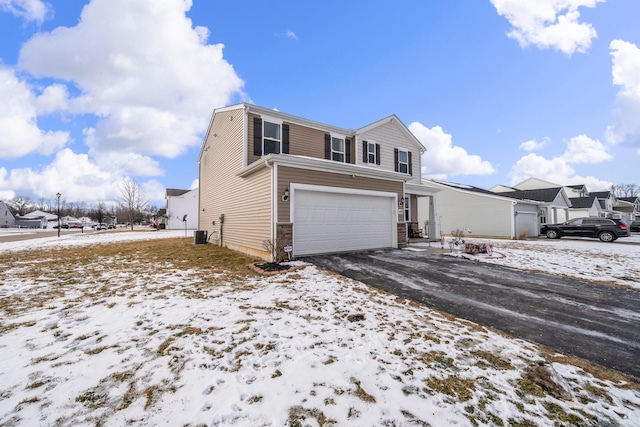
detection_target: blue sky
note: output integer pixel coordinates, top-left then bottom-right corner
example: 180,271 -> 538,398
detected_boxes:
1,0 -> 639,207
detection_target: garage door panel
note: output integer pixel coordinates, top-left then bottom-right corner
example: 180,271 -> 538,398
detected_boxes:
293,189 -> 395,256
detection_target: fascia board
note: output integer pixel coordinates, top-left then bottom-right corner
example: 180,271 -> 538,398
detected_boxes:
245,104 -> 354,136
357,114 -> 426,153
237,154 -> 412,182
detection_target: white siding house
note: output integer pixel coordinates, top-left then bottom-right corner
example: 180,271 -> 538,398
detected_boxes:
417,180 -> 540,239
1,201 -> 15,228
166,188 -> 198,231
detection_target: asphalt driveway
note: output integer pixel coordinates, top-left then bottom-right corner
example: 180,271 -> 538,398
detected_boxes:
304,249 -> 640,380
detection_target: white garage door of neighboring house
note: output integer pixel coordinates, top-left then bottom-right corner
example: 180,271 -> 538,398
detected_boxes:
515,211 -> 538,238
292,186 -> 396,256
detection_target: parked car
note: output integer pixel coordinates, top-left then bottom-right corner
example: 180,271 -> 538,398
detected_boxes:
107,224 -> 116,229
53,224 -> 69,229
630,221 -> 640,233
541,217 -> 630,242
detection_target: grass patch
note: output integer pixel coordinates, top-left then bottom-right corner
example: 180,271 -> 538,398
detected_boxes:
288,406 -> 336,426
471,350 -> 513,370
425,375 -> 475,401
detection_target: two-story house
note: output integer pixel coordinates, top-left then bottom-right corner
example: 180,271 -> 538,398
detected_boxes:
198,103 -> 440,260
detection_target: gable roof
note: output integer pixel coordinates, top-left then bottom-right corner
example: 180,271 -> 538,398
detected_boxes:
619,196 -> 640,203
423,179 -> 540,204
569,196 -> 597,209
498,188 -> 566,203
357,115 -> 426,153
166,188 -> 191,197
24,210 -> 58,220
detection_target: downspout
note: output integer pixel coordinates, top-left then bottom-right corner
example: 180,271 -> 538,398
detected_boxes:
264,159 -> 275,262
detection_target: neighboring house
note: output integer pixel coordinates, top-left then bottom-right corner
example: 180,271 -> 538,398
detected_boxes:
492,187 -> 572,225
0,201 -> 16,228
24,210 -> 58,227
613,196 -> 639,222
568,196 -> 602,220
198,103 -> 440,260
15,215 -> 47,228
590,191 -> 616,212
418,180 -> 540,239
77,216 -> 94,227
61,215 -> 81,227
166,188 -> 198,231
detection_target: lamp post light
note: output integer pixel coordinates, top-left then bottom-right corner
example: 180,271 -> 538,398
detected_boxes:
56,192 -> 61,237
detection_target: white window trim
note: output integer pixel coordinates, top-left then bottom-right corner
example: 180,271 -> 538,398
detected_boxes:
403,196 -> 410,221
367,140 -> 377,164
262,115 -> 283,155
398,149 -> 409,174
331,133 -> 346,163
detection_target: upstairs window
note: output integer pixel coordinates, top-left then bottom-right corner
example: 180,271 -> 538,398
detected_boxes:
253,117 -> 289,157
395,148 -> 411,175
362,140 -> 381,165
367,142 -> 376,164
331,136 -> 345,162
325,134 -> 351,163
263,121 -> 281,155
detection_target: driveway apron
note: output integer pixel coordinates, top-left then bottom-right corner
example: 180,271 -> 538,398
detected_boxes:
304,249 -> 640,380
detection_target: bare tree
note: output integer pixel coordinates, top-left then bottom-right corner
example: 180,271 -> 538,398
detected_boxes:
36,197 -> 50,212
8,196 -> 32,216
89,202 -> 108,224
610,184 -> 639,198
117,178 -> 148,230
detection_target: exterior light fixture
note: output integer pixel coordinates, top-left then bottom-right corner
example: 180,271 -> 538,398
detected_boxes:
282,188 -> 290,202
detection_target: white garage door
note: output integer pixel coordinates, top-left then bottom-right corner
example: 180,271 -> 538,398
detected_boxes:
293,187 -> 396,256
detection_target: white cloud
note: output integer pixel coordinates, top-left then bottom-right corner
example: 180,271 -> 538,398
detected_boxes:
560,134 -> 611,163
508,153 -> 612,190
606,40 -> 640,147
189,179 -> 199,190
509,134 -> 613,190
17,0 -> 245,159
519,137 -> 550,152
409,122 -> 495,179
0,65 -> 69,158
0,0 -> 51,23
3,148 -> 167,204
286,30 -> 298,40
490,0 -> 605,55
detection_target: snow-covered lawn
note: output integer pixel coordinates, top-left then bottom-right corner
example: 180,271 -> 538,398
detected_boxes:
1,231 -> 639,426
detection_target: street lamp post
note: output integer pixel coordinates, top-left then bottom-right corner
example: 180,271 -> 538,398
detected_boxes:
56,192 -> 61,237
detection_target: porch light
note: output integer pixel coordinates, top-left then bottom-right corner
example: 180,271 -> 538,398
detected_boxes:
282,188 -> 290,202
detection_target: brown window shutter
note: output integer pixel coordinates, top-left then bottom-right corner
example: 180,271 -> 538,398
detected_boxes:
408,151 -> 413,175
253,117 -> 262,156
375,144 -> 381,165
282,124 -> 290,154
394,148 -> 399,172
362,140 -> 368,163
324,134 -> 331,160
345,138 -> 351,163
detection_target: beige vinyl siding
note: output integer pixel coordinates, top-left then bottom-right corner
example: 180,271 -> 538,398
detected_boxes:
199,108 -> 272,259
288,122 -> 325,158
276,165 -> 403,223
359,121 -> 422,184
248,116 -> 355,165
422,186 -> 514,239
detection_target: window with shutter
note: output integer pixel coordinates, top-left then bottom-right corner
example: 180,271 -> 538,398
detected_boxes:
397,149 -> 409,174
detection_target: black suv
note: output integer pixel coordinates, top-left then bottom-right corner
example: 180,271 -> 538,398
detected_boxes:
540,217 -> 630,242
630,221 -> 640,233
